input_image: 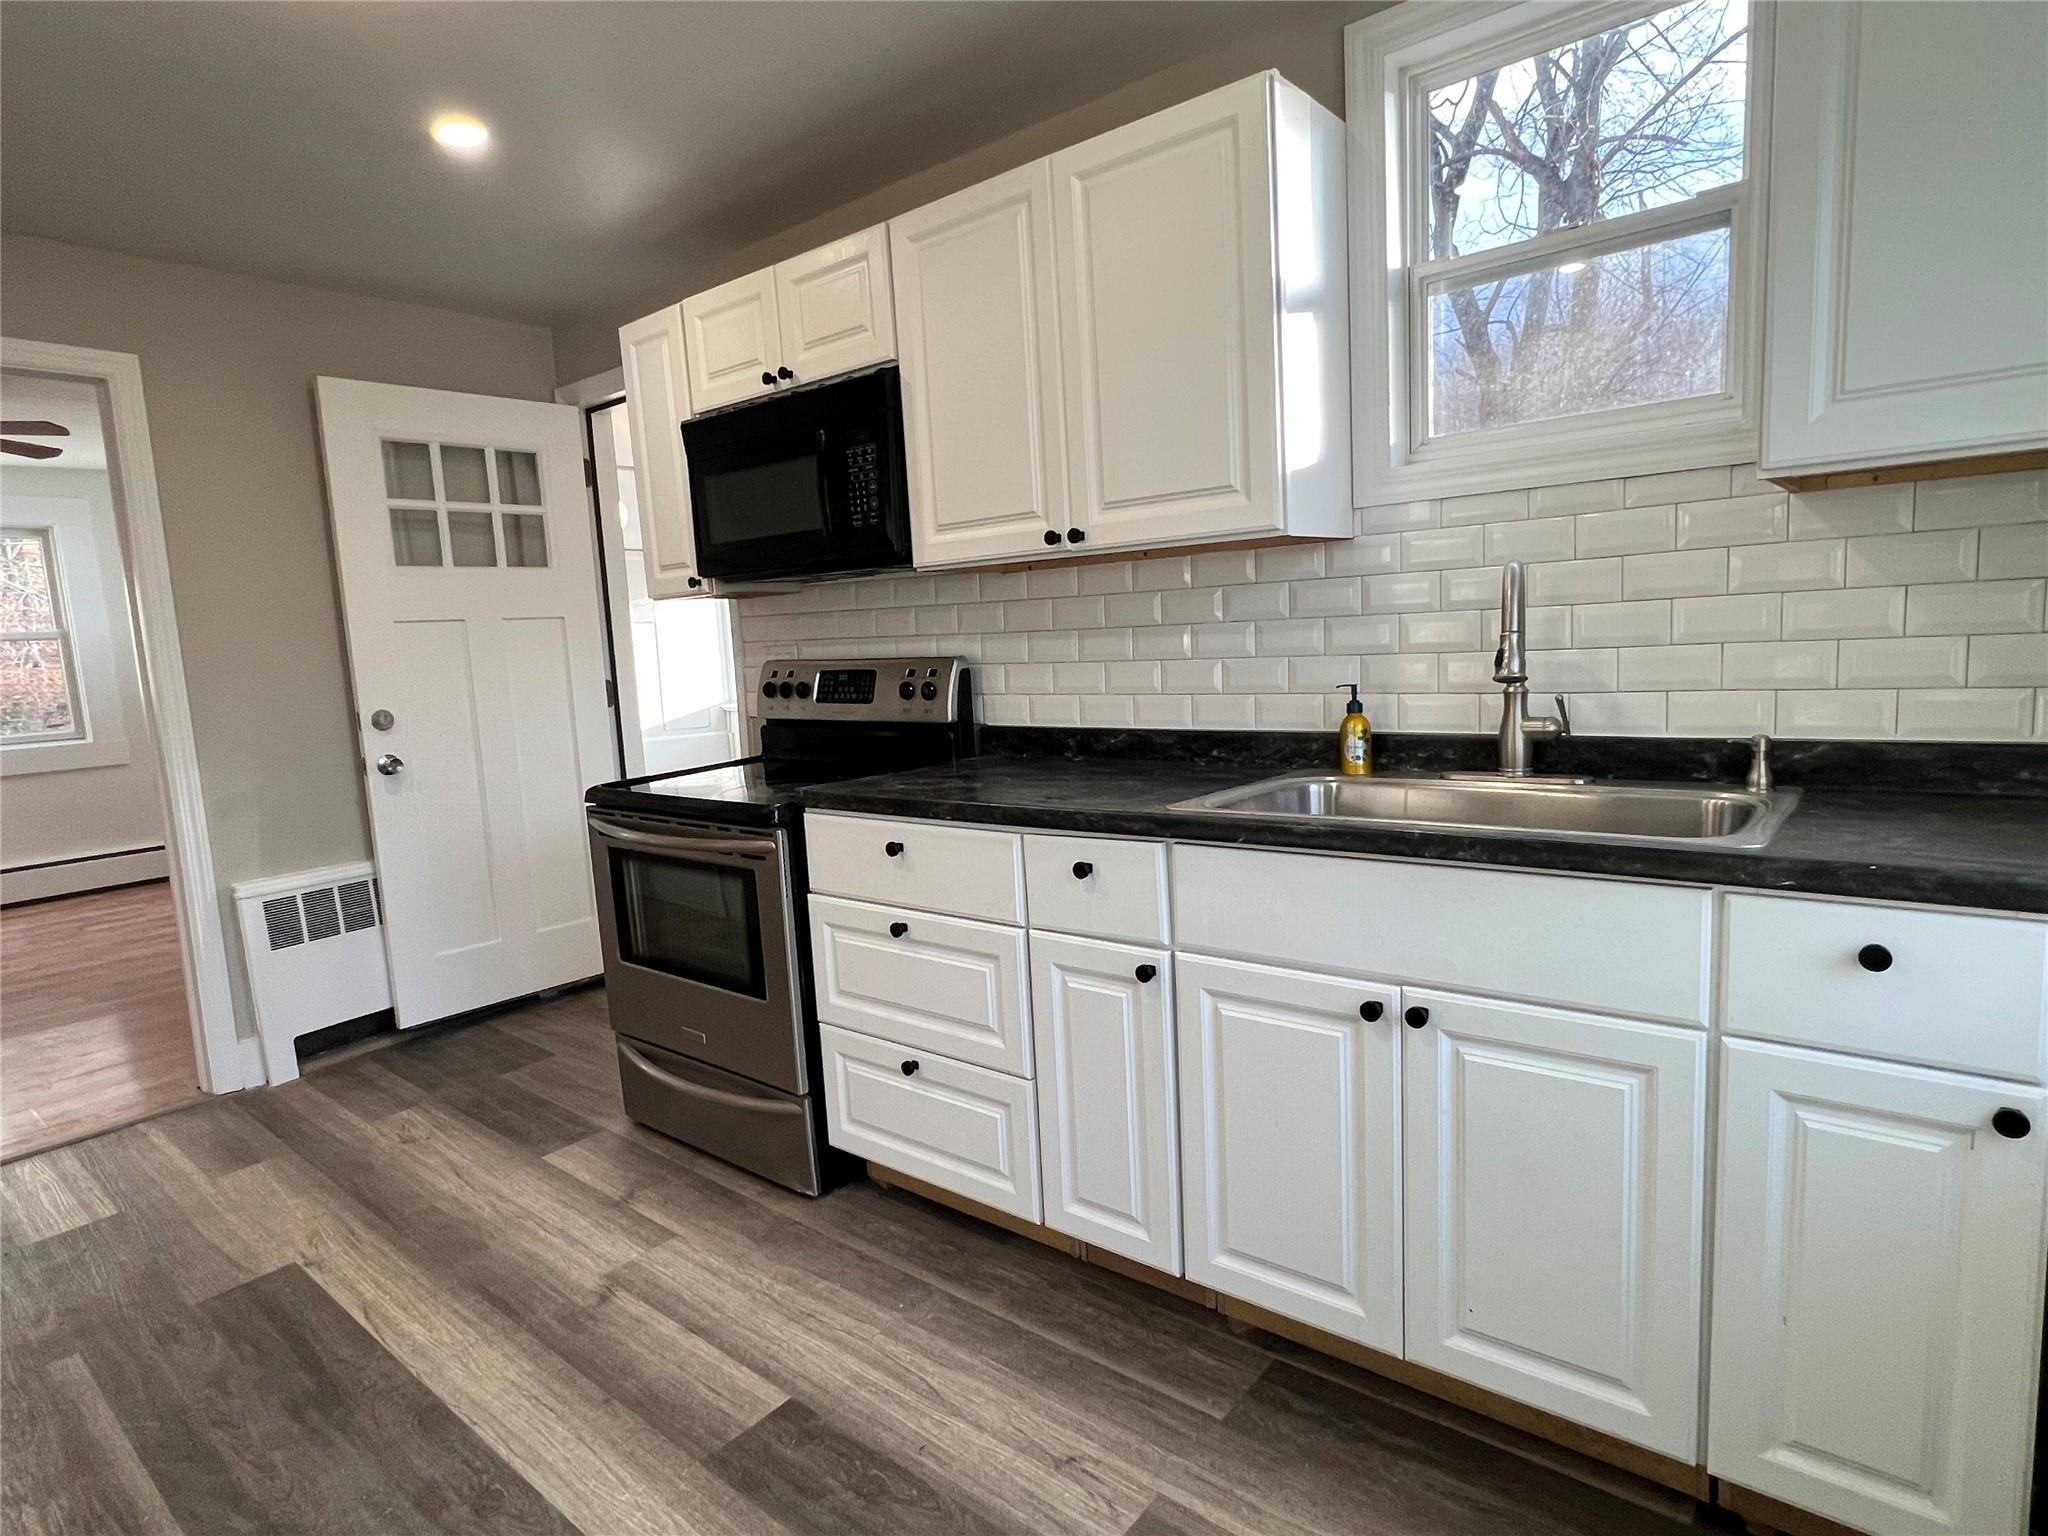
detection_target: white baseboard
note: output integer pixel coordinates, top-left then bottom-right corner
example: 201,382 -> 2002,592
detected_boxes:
0,846 -> 170,905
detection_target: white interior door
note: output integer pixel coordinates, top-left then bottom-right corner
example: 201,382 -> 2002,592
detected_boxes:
316,377 -> 612,1027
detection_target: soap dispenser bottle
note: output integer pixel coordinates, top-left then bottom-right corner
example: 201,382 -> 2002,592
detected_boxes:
1335,684 -> 1372,776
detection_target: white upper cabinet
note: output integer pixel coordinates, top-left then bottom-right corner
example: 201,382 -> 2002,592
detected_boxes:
1710,1041 -> 2048,1536
775,225 -> 896,389
617,303 -> 708,598
891,162 -> 1072,567
680,267 -> 782,414
1052,73 -> 1350,552
1762,1 -> 2048,478
1403,992 -> 1707,1461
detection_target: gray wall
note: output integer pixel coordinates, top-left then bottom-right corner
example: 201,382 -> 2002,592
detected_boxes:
1,234 -> 557,1034
552,3 -> 1378,383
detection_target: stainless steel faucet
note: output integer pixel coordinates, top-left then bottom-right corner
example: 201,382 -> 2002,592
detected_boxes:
1493,561 -> 1569,775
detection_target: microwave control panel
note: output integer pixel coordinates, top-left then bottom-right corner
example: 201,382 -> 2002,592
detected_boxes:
844,440 -> 881,529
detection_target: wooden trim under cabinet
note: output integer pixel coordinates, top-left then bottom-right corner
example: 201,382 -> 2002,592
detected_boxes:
1767,448 -> 2048,493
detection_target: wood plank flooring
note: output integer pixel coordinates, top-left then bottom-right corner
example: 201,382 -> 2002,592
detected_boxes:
0,881 -> 201,1160
0,986 -> 1716,1535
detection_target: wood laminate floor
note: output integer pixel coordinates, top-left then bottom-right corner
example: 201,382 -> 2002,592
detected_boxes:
0,881 -> 201,1161
0,986 -> 1714,1535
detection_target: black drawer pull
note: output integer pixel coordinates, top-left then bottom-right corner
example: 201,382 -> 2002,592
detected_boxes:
888,921 -> 909,938
776,365 -> 794,381
1994,1108 -> 2032,1139
1135,964 -> 1157,983
884,841 -> 904,858
1067,527 -> 1086,544
1404,1005 -> 1429,1029
1072,861 -> 1094,880
1359,1001 -> 1383,1022
1043,529 -> 1062,546
760,370 -> 776,387
1857,943 -> 1893,973
901,1059 -> 919,1077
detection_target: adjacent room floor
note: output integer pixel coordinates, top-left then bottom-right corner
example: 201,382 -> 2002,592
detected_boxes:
0,880 -> 201,1161
0,985 -> 1712,1535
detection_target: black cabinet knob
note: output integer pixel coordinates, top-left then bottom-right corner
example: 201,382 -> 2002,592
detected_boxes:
1994,1108 -> 2032,1139
1857,944 -> 1894,973
1067,527 -> 1086,544
1043,529 -> 1063,546
884,841 -> 904,857
900,1059 -> 919,1077
1072,861 -> 1094,880
760,371 -> 776,387
1135,964 -> 1157,983
1404,1005 -> 1430,1029
776,365 -> 794,381
889,921 -> 909,938
1359,1001 -> 1383,1022
686,576 -> 702,589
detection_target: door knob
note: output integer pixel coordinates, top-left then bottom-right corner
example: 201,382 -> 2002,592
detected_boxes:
374,753 -> 404,776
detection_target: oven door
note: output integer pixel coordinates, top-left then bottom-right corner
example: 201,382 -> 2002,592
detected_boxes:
588,812 -> 805,1093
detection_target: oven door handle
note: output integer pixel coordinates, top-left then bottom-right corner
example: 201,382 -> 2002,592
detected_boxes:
619,1040 -> 806,1116
589,818 -> 778,859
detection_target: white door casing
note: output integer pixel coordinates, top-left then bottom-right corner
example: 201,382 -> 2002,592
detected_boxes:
681,268 -> 782,414
617,305 -> 708,599
316,377 -> 611,1027
891,161 -> 1072,566
775,225 -> 896,387
1402,990 -> 1708,1461
1708,1040 -> 2048,1536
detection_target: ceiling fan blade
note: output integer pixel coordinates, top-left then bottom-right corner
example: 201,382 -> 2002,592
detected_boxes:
1,440 -> 64,459
0,420 -> 69,437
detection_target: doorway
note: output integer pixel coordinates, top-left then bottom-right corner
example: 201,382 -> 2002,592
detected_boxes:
0,369 -> 200,1157
586,397 -> 740,776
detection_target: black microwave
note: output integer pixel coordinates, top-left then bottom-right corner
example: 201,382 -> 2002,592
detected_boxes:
680,366 -> 913,581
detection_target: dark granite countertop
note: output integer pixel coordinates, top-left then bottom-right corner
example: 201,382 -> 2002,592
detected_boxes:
798,735 -> 2048,914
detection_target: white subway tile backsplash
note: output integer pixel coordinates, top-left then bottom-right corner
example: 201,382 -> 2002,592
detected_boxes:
1133,694 -> 1193,727
1667,690 -> 1775,735
1133,624 -> 1193,659
1327,614 -> 1400,653
1487,517 -> 1578,564
1106,660 -> 1162,692
1289,656 -> 1362,692
1080,629 -> 1134,661
1007,663 -> 1054,694
1442,489 -> 1528,526
1573,600 -> 1672,648
1727,539 -> 1846,593
1913,470 -> 2047,529
1052,596 -> 1106,629
1028,630 -> 1081,662
1781,586 -> 1906,640
1192,622 -> 1256,657
1624,549 -> 1726,599
1838,636 -> 1968,689
1896,688 -> 2033,740
1787,485 -> 1913,540
1399,610 -> 1482,651
1328,535 -> 1400,576
1905,578 -> 2046,635
1441,652 -> 1496,692
1778,689 -> 1899,738
1161,659 -> 1222,692
1131,556 -> 1192,591
1525,648 -> 1619,693
1626,466 -> 1730,506
1528,558 -> 1623,605
1441,566 -> 1507,610
1481,604 -> 1572,651
1676,493 -> 1787,549
978,571 -> 1029,600
1357,499 -> 1439,533
1364,572 -> 1441,611
1193,550 -> 1257,586
1670,592 -> 1781,644
1566,692 -> 1667,735
1968,634 -> 2048,688
1256,693 -> 1324,730
1004,598 -> 1053,631
1160,587 -> 1226,624
1052,662 -> 1107,693
1256,544 -> 1326,581
1620,646 -> 1723,691
1291,577 -> 1363,618
1846,529 -> 1976,587
1531,478 -> 1624,517
1079,694 -> 1137,727
1025,566 -> 1079,598
1575,504 -> 1676,558
1362,653 -> 1439,690
1077,563 -> 1134,595
1193,693 -> 1257,730
1723,641 -> 1837,688
1028,695 -> 1082,725
1402,526 -> 1486,569
1222,583 -> 1292,622
1223,657 -> 1289,692
981,633 -> 1030,663
1105,591 -> 1162,627
1255,619 -> 1328,655
1982,522 -> 2048,579
1398,694 -> 1481,731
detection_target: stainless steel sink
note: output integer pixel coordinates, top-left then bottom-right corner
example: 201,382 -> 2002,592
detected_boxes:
1170,772 -> 1800,849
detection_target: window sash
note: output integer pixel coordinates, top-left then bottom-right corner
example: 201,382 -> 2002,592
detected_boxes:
1,526 -> 88,745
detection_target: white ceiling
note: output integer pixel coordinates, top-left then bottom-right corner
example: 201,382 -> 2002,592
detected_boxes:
0,374 -> 108,472
2,2 -> 1348,330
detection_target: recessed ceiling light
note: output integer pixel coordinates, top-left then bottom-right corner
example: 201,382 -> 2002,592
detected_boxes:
429,113 -> 490,154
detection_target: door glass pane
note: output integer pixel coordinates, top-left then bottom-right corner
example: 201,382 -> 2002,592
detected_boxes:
614,852 -> 763,997
389,506 -> 443,566
495,449 -> 542,505
0,637 -> 77,740
440,444 -> 490,503
381,440 -> 436,500
448,509 -> 498,567
503,512 -> 549,567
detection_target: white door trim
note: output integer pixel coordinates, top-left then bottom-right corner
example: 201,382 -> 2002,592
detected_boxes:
1,336 -> 246,1093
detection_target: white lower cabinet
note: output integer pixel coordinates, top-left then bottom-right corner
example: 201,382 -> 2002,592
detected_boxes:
1709,1040 -> 2048,1536
820,1024 -> 1040,1221
1401,990 -> 1707,1460
1176,954 -> 1402,1350
1031,932 -> 1179,1272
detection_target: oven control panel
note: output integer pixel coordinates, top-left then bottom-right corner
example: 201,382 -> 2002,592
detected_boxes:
756,656 -> 969,723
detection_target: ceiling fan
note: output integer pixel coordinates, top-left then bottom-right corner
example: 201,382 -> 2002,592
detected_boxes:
1,420 -> 70,460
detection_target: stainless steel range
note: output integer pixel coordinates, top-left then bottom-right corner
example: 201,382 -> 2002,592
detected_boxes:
585,656 -> 973,1194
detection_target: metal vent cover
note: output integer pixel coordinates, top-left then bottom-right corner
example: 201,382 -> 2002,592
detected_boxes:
338,879 -> 377,933
262,895 -> 304,951
301,886 -> 342,943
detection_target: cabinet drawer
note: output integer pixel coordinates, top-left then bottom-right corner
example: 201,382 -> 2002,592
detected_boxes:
1723,895 -> 2048,1082
806,813 -> 1024,924
821,1023 -> 1041,1221
810,895 -> 1031,1074
1024,833 -> 1169,945
1173,845 -> 1712,1026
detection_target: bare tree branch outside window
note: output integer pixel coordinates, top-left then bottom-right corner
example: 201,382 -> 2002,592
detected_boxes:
1424,0 -> 1748,436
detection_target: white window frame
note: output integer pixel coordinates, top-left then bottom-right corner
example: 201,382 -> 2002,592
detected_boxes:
0,507 -> 135,776
0,524 -> 87,744
1346,0 -> 1775,504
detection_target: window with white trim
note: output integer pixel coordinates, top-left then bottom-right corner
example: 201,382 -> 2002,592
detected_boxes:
1348,0 -> 1771,501
0,526 -> 84,743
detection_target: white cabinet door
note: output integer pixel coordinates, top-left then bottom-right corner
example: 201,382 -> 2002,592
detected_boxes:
891,161 -> 1072,567
1709,1041 -> 2048,1536
617,305 -> 708,599
681,267 -> 781,414
1031,933 -> 1179,1272
1052,75 -> 1281,550
775,225 -> 895,387
1176,954 -> 1401,1349
1762,2 -> 2048,474
1402,991 -> 1707,1461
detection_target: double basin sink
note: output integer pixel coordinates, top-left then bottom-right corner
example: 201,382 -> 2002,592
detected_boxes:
1171,772 -> 1799,849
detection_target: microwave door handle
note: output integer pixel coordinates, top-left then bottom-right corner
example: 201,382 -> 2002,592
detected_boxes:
589,818 -> 777,859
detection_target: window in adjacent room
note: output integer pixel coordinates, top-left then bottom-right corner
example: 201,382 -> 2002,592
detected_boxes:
0,526 -> 84,743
